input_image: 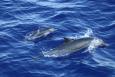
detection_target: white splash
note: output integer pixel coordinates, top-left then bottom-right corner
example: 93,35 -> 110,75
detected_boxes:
88,38 -> 104,52
68,28 -> 93,39
82,28 -> 93,38
81,28 -> 104,53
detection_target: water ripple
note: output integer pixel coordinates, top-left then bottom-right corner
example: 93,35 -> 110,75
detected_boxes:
0,0 -> 115,77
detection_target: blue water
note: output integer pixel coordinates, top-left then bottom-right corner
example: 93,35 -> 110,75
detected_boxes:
0,0 -> 115,77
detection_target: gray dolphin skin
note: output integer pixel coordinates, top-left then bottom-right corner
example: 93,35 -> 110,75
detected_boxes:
43,37 -> 107,57
25,27 -> 56,41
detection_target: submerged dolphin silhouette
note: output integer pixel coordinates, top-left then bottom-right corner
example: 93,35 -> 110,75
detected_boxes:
43,37 -> 107,57
25,27 -> 56,41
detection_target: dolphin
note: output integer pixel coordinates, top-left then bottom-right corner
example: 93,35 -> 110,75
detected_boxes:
25,27 -> 56,41
43,37 -> 108,57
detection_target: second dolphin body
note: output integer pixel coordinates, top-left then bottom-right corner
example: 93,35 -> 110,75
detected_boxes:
25,27 -> 56,41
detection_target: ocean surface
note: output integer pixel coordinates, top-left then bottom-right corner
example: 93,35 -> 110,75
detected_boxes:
0,0 -> 115,77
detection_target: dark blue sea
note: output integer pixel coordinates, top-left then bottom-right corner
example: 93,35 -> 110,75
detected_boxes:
0,0 -> 115,77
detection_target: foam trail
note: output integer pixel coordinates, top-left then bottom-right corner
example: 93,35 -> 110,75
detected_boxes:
42,49 -> 53,57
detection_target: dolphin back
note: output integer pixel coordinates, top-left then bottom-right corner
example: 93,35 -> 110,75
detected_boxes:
43,37 -> 93,57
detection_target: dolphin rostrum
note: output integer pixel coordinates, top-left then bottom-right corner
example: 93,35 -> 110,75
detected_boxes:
25,27 -> 56,41
43,37 -> 107,57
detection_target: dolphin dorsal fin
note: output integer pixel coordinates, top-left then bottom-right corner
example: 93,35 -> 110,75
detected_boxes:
63,37 -> 72,42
